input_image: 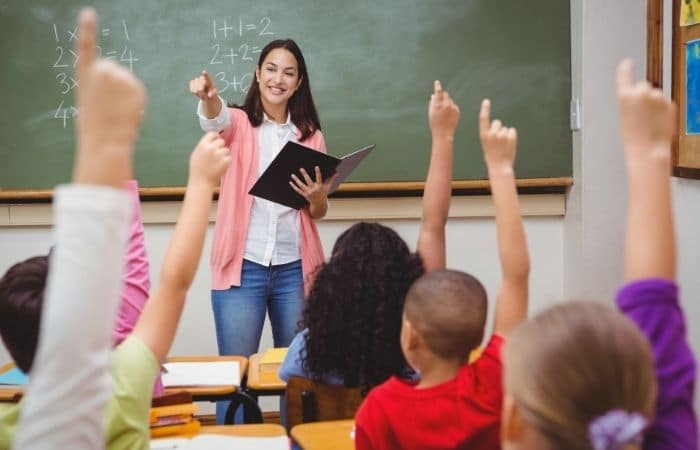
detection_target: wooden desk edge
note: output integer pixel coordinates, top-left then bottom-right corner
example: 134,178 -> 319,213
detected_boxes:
199,424 -> 287,437
291,420 -> 355,448
0,177 -> 574,201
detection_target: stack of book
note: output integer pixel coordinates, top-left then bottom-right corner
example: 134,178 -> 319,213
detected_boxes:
149,392 -> 201,438
258,347 -> 288,384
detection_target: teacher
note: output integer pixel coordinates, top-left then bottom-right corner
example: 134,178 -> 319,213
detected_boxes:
189,39 -> 331,420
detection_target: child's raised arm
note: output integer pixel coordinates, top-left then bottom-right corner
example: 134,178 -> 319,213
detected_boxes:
132,132 -> 231,362
617,60 -> 676,281
14,7 -> 147,449
417,80 -> 459,272
616,60 -> 697,450
479,100 -> 530,338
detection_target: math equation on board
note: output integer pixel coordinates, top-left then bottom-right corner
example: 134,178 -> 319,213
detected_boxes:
49,16 -> 274,128
208,17 -> 275,95
51,20 -> 138,128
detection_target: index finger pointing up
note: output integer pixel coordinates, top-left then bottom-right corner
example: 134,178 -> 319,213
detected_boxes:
616,59 -> 634,95
479,99 -> 491,136
76,7 -> 98,81
202,70 -> 214,86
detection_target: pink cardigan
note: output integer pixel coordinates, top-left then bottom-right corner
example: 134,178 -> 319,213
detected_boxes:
211,108 -> 326,293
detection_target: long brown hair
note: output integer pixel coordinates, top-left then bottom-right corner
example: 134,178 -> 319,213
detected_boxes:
504,302 -> 656,450
231,39 -> 321,141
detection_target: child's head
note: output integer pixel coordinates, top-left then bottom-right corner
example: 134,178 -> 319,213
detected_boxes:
237,38 -> 320,140
401,270 -> 487,368
302,222 -> 424,390
502,302 -> 656,450
0,255 -> 49,372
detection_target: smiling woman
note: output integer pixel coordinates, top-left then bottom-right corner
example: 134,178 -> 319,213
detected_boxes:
187,39 -> 329,424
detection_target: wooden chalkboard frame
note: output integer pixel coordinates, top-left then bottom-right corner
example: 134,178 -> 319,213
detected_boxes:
0,177 -> 573,202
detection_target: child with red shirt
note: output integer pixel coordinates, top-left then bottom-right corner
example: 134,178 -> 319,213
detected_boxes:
355,99 -> 530,450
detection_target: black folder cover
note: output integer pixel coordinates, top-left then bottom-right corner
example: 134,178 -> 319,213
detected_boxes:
248,141 -> 341,210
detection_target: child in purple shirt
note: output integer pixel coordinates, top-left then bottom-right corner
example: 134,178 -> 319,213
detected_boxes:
614,59 -> 697,450
617,280 -> 697,450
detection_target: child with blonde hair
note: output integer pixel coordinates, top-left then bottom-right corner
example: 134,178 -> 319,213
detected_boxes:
500,61 -> 697,450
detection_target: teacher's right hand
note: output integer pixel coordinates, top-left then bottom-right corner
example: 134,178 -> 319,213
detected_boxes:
189,71 -> 219,100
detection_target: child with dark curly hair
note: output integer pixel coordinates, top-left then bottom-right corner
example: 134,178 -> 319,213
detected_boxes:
279,80 -> 460,393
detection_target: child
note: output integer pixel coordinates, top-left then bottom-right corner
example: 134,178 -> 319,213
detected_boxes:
613,60 -> 697,450
1,8 -> 232,449
7,7 -> 147,448
353,99 -> 530,449
190,39 -> 331,423
279,80 -> 457,393
501,302 -> 656,450
498,61 -> 696,450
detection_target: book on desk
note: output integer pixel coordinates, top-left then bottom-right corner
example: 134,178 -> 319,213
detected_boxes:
0,367 -> 28,386
258,347 -> 288,384
162,361 -> 240,387
150,434 -> 288,450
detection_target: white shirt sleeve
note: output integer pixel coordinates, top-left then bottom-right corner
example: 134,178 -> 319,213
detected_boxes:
197,96 -> 231,132
14,184 -> 132,450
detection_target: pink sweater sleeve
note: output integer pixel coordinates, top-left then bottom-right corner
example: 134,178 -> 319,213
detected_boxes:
112,180 -> 151,346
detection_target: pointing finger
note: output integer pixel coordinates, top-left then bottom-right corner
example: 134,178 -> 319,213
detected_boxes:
616,59 -> 634,94
479,99 -> 491,137
76,7 -> 98,82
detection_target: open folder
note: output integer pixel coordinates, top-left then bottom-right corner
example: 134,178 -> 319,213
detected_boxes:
249,142 -> 375,209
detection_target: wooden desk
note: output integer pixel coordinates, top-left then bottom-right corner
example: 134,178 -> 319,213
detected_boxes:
291,420 -> 354,450
200,424 -> 286,437
245,353 -> 286,395
164,355 -> 262,424
0,362 -> 23,402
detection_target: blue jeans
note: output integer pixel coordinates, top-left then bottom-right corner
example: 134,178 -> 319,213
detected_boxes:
211,259 -> 304,423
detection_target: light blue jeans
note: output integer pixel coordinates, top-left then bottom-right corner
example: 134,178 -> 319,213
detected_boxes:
211,259 -> 304,423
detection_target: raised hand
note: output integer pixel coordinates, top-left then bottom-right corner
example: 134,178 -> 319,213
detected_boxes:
479,99 -> 517,171
189,71 -> 219,100
616,59 -> 676,162
428,80 -> 460,140
188,132 -> 232,187
479,98 -> 529,338
416,80 -> 459,272
73,7 -> 147,187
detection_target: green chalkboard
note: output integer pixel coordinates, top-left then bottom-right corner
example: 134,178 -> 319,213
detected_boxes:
0,0 -> 571,191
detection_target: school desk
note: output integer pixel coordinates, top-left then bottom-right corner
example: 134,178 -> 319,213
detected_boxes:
245,352 -> 286,396
0,362 -> 23,402
164,355 -> 262,424
291,419 -> 355,450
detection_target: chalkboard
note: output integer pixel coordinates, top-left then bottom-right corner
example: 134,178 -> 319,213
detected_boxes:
0,0 -> 571,192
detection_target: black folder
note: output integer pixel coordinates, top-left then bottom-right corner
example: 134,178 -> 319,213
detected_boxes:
249,142 -> 375,210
